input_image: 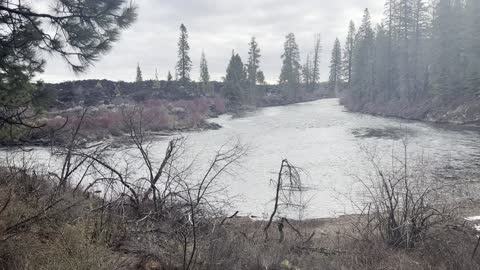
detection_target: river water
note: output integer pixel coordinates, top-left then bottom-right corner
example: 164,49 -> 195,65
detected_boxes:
2,98 -> 480,218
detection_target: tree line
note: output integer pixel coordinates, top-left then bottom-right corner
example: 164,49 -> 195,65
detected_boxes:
135,24 -> 326,107
328,0 -> 480,111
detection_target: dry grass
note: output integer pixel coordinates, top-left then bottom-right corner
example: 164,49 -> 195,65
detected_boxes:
1,165 -> 480,270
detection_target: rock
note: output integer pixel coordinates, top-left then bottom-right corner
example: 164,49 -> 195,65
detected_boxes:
204,122 -> 222,130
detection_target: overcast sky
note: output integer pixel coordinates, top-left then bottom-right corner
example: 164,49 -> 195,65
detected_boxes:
37,0 -> 384,83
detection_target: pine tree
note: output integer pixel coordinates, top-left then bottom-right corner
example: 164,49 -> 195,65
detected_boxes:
0,0 -> 136,126
351,9 -> 376,102
224,52 -> 247,105
279,33 -> 301,88
329,38 -> 343,96
136,63 -> 143,82
302,54 -> 312,87
382,0 -> 400,100
167,71 -> 173,82
199,51 -> 211,93
153,68 -> 160,88
373,24 -> 391,101
247,37 -> 261,85
340,0 -> 480,108
257,70 -> 266,85
431,0 -> 458,95
176,24 -> 192,83
411,0 -> 430,100
465,0 -> 480,94
343,21 -> 356,88
312,34 -> 322,89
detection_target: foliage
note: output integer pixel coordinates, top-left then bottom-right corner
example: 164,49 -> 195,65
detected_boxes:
0,0 -> 137,133
224,52 -> 247,106
312,34 -> 322,89
328,38 -> 343,96
199,51 -> 211,94
247,37 -> 261,86
176,24 -> 192,84
279,33 -> 301,87
342,21 -> 356,88
342,0 -> 480,112
136,63 -> 143,82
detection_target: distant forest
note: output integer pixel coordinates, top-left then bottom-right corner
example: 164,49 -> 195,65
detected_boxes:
332,0 -> 480,119
38,24 -> 330,111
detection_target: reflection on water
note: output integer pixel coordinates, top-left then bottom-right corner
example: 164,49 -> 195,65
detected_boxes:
2,99 -> 480,218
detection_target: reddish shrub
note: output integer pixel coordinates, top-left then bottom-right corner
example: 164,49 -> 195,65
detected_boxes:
143,105 -> 172,131
212,96 -> 226,114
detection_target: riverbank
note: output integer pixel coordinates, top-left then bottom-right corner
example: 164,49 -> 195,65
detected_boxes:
2,166 -> 480,270
340,95 -> 480,126
5,93 -> 328,148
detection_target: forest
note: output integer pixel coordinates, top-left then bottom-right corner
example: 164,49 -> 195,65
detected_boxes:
333,0 -> 480,123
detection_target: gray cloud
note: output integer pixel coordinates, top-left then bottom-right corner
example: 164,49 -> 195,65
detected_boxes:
38,0 -> 384,83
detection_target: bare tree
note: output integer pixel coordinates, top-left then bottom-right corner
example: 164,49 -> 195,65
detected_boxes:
352,139 -> 459,248
265,159 -> 309,241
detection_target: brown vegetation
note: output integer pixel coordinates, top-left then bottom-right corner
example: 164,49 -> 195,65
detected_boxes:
27,97 -> 226,145
1,165 -> 480,270
1,111 -> 480,270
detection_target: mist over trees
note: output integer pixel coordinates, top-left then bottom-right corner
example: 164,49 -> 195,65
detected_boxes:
339,0 -> 480,114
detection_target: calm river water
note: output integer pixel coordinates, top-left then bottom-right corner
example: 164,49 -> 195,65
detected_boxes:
3,99 -> 480,218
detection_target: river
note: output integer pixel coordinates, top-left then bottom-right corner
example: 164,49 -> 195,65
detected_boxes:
2,98 -> 480,218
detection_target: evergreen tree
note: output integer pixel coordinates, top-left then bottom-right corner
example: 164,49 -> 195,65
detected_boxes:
302,54 -> 312,87
341,0 -> 480,109
200,51 -> 210,83
351,9 -> 376,102
343,21 -> 356,87
431,0 -> 459,95
176,24 -> 192,83
246,37 -> 261,103
279,33 -> 302,99
397,0 -> 414,99
136,63 -> 143,82
167,71 -> 173,82
411,0 -> 430,100
382,0 -> 400,100
373,24 -> 391,101
329,38 -> 343,96
153,68 -> 160,88
199,51 -> 211,93
247,37 -> 261,85
0,0 -> 136,127
465,0 -> 480,94
257,70 -> 266,85
224,52 -> 247,105
312,34 -> 322,89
